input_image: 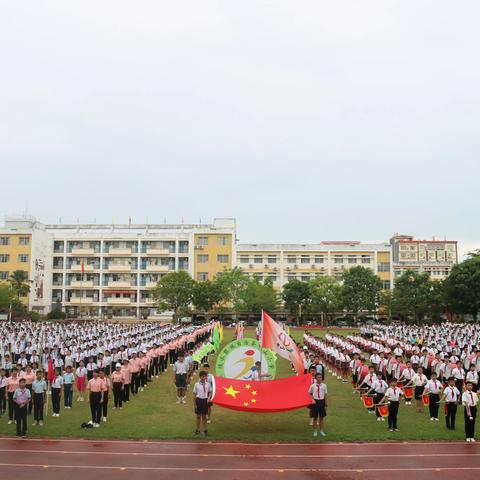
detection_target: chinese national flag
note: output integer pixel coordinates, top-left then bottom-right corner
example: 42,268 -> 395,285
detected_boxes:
47,358 -> 55,383
212,375 -> 313,413
261,311 -> 304,375
81,260 -> 85,275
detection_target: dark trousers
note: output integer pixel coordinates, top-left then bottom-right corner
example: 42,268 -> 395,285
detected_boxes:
388,401 -> 399,429
113,383 -> 123,408
102,391 -> 109,418
52,388 -> 61,414
446,402 -> 457,429
64,384 -> 73,407
374,393 -> 383,418
465,406 -> 477,438
8,392 -> 15,421
123,384 -> 130,402
131,373 -> 139,394
26,384 -> 33,414
140,369 -> 146,387
33,393 -> 44,421
429,394 -> 440,418
0,387 -> 6,412
14,404 -> 27,436
90,392 -> 102,423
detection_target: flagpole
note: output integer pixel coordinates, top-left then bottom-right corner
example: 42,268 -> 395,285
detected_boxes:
260,310 -> 264,374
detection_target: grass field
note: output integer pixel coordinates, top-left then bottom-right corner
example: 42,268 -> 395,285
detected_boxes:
0,328 -> 468,442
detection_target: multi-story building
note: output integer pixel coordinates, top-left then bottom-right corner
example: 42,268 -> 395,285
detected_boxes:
0,215 -> 459,318
390,234 -> 458,281
0,216 -> 235,318
235,242 -> 393,290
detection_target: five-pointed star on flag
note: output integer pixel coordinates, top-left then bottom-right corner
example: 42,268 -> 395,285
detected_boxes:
223,385 -> 240,399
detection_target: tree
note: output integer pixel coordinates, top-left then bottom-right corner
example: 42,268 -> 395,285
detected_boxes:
8,270 -> 31,301
0,283 -> 14,310
391,270 -> 444,323
308,276 -> 342,325
215,267 -> 250,312
240,278 -> 278,313
151,271 -> 195,322
444,255 -> 480,319
342,266 -> 382,319
192,280 -> 224,316
282,279 -> 311,323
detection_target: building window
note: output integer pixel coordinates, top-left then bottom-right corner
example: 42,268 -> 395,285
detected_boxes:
254,255 -> 263,264
348,256 -> 357,264
217,255 -> 229,264
314,256 -> 324,264
19,237 -> 30,245
361,255 -> 371,264
382,280 -> 391,290
287,256 -> 296,264
268,273 -> 277,282
217,236 -> 229,246
301,274 -> 310,282
197,272 -> 208,281
301,256 -> 310,264
334,255 -> 343,264
287,274 -> 297,281
0,271 -> 8,280
0,254 -> 10,263
239,256 -> 249,264
197,237 -> 209,247
18,254 -> 29,263
197,255 -> 209,264
378,262 -> 390,272
0,237 -> 10,246
267,256 -> 277,264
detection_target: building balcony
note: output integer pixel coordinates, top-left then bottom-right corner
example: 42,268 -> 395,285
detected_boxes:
71,264 -> 95,272
145,264 -> 170,272
107,281 -> 133,288
108,248 -> 134,256
70,248 -> 96,255
70,280 -> 95,288
106,297 -> 133,305
145,281 -> 158,288
146,248 -> 171,256
108,264 -> 133,272
68,297 -> 94,305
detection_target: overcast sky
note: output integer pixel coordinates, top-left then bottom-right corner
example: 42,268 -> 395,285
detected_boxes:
1,1 -> 479,258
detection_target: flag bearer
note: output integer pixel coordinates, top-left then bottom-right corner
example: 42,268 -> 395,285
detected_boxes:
381,379 -> 403,432
424,372 -> 442,421
462,381 -> 478,442
308,373 -> 328,437
193,370 -> 211,436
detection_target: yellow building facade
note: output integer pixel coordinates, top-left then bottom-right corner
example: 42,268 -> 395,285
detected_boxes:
193,233 -> 234,281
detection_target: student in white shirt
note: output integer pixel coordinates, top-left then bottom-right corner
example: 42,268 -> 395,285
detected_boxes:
440,377 -> 461,430
462,381 -> 478,442
367,371 -> 388,422
466,365 -> 479,392
380,379 -> 403,432
424,372 -> 443,421
411,367 -> 428,413
192,370 -> 211,436
308,373 -> 328,437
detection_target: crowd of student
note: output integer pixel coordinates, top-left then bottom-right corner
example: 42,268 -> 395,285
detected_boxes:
0,321 -> 215,437
304,325 -> 480,442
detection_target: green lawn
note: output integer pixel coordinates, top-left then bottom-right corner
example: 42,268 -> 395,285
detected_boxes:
0,328 -> 468,442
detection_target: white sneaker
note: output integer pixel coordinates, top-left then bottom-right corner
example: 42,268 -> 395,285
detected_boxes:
467,438 -> 471,442
140,388 -> 144,392
472,439 -> 476,443
103,417 -> 107,422
434,418 -> 439,422
39,421 -> 43,426
94,423 -> 100,428
313,431 -> 318,437
430,417 -> 435,421
7,420 -> 13,425
182,398 -> 186,404
320,431 -> 326,436
176,398 -> 181,404
32,421 -> 38,426
207,419 -> 211,424
381,418 -> 385,422
377,417 -> 382,422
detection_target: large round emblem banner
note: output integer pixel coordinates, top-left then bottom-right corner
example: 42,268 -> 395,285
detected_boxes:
215,338 -> 276,380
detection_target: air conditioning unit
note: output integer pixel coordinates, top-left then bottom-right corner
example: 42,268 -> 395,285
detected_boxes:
293,264 -> 298,269
273,267 -> 278,271
264,264 -> 269,269
194,245 -> 203,250
311,264 -> 316,269
249,264 -> 254,269
286,266 -> 291,271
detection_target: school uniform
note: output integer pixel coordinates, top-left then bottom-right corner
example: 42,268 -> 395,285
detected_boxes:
6,376 -> 19,421
462,390 -> 478,440
308,382 -> 328,419
13,387 -> 31,436
63,372 -> 74,407
452,367 -> 466,395
411,373 -> 427,399
0,375 -> 8,414
467,371 -> 479,392
51,376 -> 63,414
371,379 -> 388,418
174,360 -> 188,388
87,377 -> 105,424
193,381 -> 211,415
32,379 -> 47,422
385,386 -> 403,430
111,371 -> 124,408
444,385 -> 461,429
425,379 -> 442,419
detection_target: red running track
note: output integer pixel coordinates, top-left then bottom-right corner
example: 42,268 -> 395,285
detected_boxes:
0,437 -> 479,480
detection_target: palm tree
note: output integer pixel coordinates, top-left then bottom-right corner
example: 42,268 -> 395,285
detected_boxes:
9,270 -> 31,300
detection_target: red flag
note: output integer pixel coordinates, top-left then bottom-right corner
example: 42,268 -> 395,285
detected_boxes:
377,404 -> 389,417
261,311 -> 304,375
81,260 -> 85,275
422,394 -> 430,406
47,358 -> 55,383
362,395 -> 374,409
402,386 -> 414,400
212,374 -> 312,413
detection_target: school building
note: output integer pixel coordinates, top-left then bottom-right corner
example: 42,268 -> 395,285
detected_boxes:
0,215 -> 459,318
